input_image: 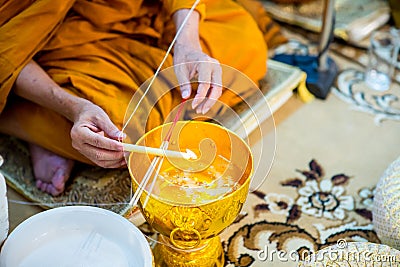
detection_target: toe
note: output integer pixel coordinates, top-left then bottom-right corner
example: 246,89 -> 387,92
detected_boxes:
47,184 -> 62,197
52,168 -> 67,191
39,181 -> 48,192
36,179 -> 43,189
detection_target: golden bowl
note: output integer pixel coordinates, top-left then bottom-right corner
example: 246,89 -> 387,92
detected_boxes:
128,121 -> 253,266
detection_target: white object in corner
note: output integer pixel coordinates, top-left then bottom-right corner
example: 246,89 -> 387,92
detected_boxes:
0,206 -> 153,267
0,155 -> 8,246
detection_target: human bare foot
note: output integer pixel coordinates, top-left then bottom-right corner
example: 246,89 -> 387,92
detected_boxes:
29,143 -> 74,196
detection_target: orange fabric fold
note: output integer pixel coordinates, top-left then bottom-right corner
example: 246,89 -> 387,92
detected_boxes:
163,0 -> 206,20
0,0 -> 76,113
0,0 -> 276,164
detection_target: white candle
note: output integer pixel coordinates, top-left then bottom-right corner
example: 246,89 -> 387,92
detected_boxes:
0,155 -> 8,246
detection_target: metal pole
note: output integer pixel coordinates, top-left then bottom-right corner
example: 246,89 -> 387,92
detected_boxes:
319,0 -> 335,71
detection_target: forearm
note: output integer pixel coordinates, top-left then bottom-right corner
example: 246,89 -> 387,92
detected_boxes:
173,9 -> 202,50
14,60 -> 89,122
172,8 -> 222,113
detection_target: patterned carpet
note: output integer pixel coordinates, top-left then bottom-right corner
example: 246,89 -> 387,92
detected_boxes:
220,94 -> 400,266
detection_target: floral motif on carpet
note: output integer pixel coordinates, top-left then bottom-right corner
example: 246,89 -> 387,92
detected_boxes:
222,159 -> 379,266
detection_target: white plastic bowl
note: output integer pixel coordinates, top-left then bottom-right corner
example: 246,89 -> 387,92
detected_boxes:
0,206 -> 153,267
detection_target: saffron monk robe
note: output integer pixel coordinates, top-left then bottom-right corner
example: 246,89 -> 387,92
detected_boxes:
0,0 -> 286,196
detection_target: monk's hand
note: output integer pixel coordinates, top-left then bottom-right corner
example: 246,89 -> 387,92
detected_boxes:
173,43 -> 222,114
172,9 -> 222,114
13,60 -> 125,168
70,102 -> 126,168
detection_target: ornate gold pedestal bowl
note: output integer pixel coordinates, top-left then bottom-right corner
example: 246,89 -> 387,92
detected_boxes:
128,121 -> 253,267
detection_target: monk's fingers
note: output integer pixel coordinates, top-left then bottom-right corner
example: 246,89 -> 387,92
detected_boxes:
74,103 -> 124,141
116,158 -> 127,168
200,86 -> 222,114
174,49 -> 222,109
95,117 -> 124,141
72,126 -> 124,152
99,157 -> 127,168
201,64 -> 222,114
71,127 -> 125,167
175,64 -> 192,99
193,60 -> 222,113
79,143 -> 125,168
192,62 -> 212,109
97,157 -> 127,169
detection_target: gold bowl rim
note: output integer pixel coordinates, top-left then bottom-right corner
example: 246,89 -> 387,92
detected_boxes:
127,120 -> 254,207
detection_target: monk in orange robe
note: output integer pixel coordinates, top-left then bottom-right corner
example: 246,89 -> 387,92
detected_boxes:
0,0 -> 285,196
